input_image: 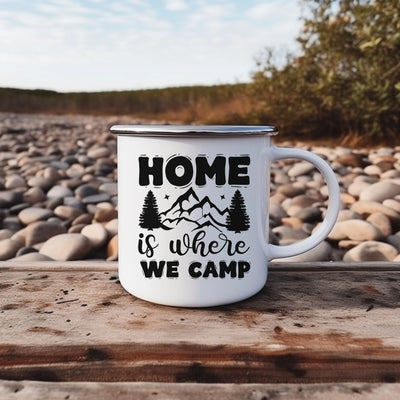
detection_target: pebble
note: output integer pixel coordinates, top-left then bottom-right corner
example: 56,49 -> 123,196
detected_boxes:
39,233 -> 93,261
54,205 -> 83,220
0,229 -> 13,241
105,219 -> 118,237
288,161 -> 315,177
27,176 -> 53,190
88,146 -> 111,159
2,216 -> 23,231
387,234 -> 400,252
75,184 -> 99,199
47,185 -> 74,198
25,221 -> 67,246
343,241 -> 398,262
107,234 -> 118,260
72,213 -> 93,226
9,252 -> 54,262
382,199 -> 400,213
337,210 -> 362,222
0,191 -> 23,208
5,175 -> 26,189
336,153 -> 366,168
295,207 -> 322,223
276,183 -> 306,198
18,207 -> 53,225
351,201 -> 400,222
23,187 -> 47,203
16,246 -> 37,257
99,182 -> 118,196
81,223 -> 108,248
0,238 -> 23,260
68,224 -> 85,233
82,193 -> 111,204
94,207 -> 118,222
366,213 -> 392,237
328,219 -> 382,241
359,181 -> 400,202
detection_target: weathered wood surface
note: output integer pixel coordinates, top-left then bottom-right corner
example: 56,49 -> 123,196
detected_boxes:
1,381 -> 400,400
0,261 -> 399,384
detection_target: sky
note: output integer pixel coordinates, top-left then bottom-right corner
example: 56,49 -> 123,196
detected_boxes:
0,0 -> 302,92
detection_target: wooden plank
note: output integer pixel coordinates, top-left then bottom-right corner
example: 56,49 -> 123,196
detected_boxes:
1,380 -> 400,400
0,263 -> 400,383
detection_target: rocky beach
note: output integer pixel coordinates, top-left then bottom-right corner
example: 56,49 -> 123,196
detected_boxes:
1,112 -> 400,263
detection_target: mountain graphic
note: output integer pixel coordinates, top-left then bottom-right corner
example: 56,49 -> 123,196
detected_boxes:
160,188 -> 229,232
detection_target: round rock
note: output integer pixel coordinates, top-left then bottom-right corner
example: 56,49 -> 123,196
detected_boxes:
359,181 -> 400,202
382,199 -> 400,213
25,221 -> 67,246
295,207 -> 322,223
0,229 -> 13,241
54,205 -> 84,220
47,185 -> 74,198
75,184 -> 99,200
343,241 -> 398,262
82,193 -> 111,204
23,187 -> 47,203
276,183 -> 306,198
288,162 -> 315,178
0,191 -> 23,208
27,176 -> 53,190
39,233 -> 92,261
94,207 -> 118,223
99,182 -> 117,196
351,201 -> 400,222
5,175 -> 26,189
0,238 -> 23,260
18,207 -> 53,226
88,146 -> 111,159
328,219 -> 382,241
81,223 -> 108,249
337,209 -> 362,222
366,212 -> 392,237
107,234 -> 118,261
105,219 -> 118,237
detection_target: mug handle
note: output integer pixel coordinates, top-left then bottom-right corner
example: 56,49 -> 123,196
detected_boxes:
260,146 -> 341,260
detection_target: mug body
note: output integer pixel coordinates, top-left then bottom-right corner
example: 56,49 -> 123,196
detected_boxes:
115,126 -> 276,307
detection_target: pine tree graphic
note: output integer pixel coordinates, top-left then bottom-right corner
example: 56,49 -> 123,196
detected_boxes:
139,190 -> 162,230
226,190 -> 250,233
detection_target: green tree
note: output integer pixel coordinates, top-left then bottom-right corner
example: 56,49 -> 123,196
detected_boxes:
251,0 -> 400,144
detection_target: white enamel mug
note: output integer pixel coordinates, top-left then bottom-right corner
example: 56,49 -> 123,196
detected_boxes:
111,125 -> 340,307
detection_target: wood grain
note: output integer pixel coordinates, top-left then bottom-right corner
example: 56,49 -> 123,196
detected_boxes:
1,381 -> 400,400
0,262 -> 399,383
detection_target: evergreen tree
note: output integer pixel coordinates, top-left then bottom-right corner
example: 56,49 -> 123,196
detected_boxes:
139,190 -> 162,230
226,190 -> 250,233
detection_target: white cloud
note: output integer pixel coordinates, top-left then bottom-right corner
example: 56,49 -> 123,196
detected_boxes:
246,2 -> 280,20
165,0 -> 188,11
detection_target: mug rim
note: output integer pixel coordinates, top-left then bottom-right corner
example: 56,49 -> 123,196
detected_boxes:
110,124 -> 279,137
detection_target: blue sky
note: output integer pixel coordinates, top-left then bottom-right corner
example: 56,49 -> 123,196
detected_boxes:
1,0 -> 302,92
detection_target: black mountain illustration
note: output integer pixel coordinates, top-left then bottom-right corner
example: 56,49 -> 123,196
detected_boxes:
159,188 -> 229,232
161,187 -> 199,216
